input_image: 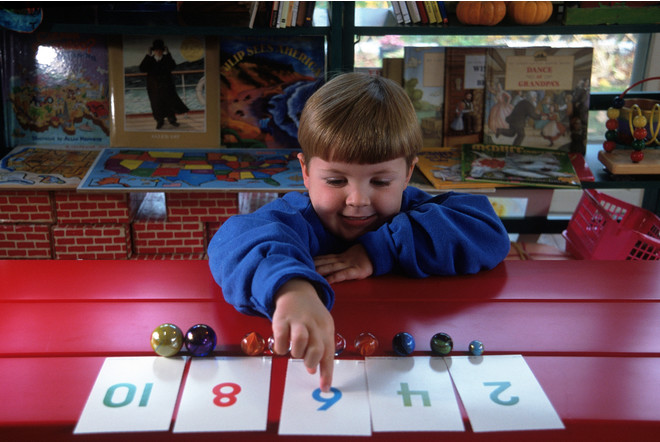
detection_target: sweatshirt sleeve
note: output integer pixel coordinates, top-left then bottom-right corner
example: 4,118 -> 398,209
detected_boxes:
207,197 -> 334,320
359,189 -> 510,277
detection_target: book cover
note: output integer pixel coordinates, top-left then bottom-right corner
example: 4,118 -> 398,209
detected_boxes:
220,36 -> 325,149
442,47 -> 487,148
403,46 -> 445,147
78,147 -> 305,191
461,143 -> 581,188
417,147 -> 505,189
1,32 -> 110,148
482,47 -> 593,154
108,35 -> 220,148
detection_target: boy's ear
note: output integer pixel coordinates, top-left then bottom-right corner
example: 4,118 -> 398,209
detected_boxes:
405,156 -> 418,184
297,153 -> 310,187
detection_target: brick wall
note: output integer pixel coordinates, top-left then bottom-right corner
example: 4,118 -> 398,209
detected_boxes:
52,224 -> 132,260
132,220 -> 205,255
166,192 -> 238,223
0,224 -> 52,258
55,191 -> 132,224
0,190 -> 241,260
0,191 -> 54,223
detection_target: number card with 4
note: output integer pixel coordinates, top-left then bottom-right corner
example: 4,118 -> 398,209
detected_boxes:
365,356 -> 465,432
447,355 -> 564,432
173,356 -> 272,433
74,356 -> 187,434
278,359 -> 371,436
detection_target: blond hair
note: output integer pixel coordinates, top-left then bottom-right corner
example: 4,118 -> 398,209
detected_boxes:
298,72 -> 422,168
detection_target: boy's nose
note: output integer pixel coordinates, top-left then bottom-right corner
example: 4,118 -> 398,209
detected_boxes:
346,186 -> 370,207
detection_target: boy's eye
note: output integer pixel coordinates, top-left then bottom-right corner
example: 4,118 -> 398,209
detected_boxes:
325,178 -> 346,186
371,179 -> 391,187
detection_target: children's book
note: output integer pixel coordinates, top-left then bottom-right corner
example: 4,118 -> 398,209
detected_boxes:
220,36 -> 325,149
482,47 -> 593,154
442,47 -> 487,148
108,35 -> 220,148
461,143 -> 581,188
1,32 -> 110,148
417,147 -> 507,189
403,46 -> 445,147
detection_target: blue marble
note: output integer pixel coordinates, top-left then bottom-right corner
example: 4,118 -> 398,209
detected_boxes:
392,332 -> 415,356
468,340 -> 484,356
430,332 -> 453,356
184,324 -> 217,356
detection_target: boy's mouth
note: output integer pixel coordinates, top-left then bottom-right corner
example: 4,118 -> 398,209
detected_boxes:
340,214 -> 376,226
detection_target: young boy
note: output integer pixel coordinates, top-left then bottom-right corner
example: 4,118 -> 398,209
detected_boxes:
208,72 -> 510,392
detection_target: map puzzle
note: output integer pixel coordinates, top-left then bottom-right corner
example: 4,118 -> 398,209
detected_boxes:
79,148 -> 305,191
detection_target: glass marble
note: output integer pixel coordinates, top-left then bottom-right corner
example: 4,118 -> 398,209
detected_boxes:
150,323 -> 183,357
240,331 -> 266,356
392,332 -> 415,356
468,340 -> 484,356
185,324 -> 217,356
335,333 -> 346,356
266,336 -> 290,355
354,332 -> 379,356
430,332 -> 453,356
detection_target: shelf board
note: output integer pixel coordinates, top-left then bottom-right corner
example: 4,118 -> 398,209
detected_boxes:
353,22 -> 660,36
41,23 -> 331,37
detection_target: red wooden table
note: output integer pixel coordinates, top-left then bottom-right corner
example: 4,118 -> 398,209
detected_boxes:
1,259 -> 659,441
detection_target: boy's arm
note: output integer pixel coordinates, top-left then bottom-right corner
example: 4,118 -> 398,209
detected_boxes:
359,190 -> 510,277
207,204 -> 334,319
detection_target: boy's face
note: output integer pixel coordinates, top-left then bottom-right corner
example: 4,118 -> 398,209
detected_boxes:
298,153 -> 416,242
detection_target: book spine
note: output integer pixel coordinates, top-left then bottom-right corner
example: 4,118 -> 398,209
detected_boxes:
406,1 -> 421,23
270,1 -> 280,27
391,1 -> 404,24
303,1 -> 315,26
399,1 -> 411,24
416,1 -> 429,24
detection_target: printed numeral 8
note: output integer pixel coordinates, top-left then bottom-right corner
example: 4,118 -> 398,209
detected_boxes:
212,382 -> 242,407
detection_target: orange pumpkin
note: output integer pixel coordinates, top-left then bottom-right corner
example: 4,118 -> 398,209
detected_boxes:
455,1 -> 506,26
507,1 -> 553,25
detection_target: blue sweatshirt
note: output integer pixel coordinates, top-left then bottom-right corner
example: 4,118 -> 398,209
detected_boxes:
208,187 -> 510,319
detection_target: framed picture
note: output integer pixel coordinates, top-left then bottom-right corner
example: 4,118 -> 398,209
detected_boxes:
108,35 -> 220,148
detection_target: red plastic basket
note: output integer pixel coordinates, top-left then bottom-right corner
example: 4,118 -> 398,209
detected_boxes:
563,189 -> 660,260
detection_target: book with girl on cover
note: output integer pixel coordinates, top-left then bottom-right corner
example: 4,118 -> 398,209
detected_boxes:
442,47 -> 487,148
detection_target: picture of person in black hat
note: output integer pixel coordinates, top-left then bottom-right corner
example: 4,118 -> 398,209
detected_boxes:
139,38 -> 189,129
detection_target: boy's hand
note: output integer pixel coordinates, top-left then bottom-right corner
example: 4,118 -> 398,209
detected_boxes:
314,244 -> 374,284
272,279 -> 335,392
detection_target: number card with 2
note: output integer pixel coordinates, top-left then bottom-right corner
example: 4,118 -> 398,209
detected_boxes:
278,359 -> 371,436
173,356 -> 272,433
365,356 -> 464,432
447,355 -> 564,432
74,356 -> 187,434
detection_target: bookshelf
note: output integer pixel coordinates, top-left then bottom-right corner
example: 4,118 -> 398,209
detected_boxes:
4,2 -> 660,222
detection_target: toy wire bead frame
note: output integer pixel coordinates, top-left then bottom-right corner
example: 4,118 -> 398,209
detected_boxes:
603,76 -> 660,163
